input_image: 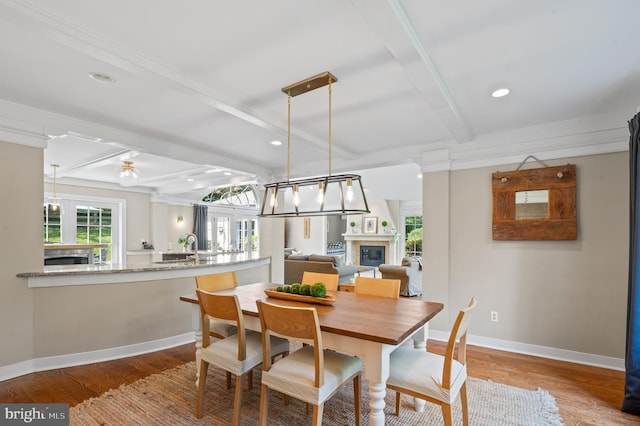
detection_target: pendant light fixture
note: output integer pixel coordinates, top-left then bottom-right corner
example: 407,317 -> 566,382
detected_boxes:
259,71 -> 370,217
50,163 -> 59,211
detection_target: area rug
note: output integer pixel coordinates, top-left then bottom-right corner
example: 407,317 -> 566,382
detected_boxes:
70,362 -> 563,425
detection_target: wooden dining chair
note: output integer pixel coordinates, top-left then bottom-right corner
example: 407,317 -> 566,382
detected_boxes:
256,300 -> 362,426
354,276 -> 401,299
195,289 -> 289,425
301,271 -> 339,291
195,272 -> 238,339
387,297 -> 477,426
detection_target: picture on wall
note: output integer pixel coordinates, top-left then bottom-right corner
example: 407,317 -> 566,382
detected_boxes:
364,217 -> 377,234
304,217 -> 310,239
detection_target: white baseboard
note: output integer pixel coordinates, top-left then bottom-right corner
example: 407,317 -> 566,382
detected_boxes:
1,330 -> 625,382
0,332 -> 195,382
429,330 -> 625,371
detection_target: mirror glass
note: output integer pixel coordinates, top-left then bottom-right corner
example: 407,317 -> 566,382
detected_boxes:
515,190 -> 549,220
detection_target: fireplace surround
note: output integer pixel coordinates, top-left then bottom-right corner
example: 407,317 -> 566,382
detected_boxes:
343,233 -> 398,266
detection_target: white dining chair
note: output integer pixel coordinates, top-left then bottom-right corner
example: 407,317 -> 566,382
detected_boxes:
387,297 -> 477,426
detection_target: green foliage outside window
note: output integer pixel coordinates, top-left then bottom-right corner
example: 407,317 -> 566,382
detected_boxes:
44,204 -> 113,262
405,215 -> 423,257
202,185 -> 256,205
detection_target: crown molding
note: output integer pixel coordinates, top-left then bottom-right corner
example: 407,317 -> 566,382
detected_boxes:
417,112 -> 630,172
0,115 -> 47,148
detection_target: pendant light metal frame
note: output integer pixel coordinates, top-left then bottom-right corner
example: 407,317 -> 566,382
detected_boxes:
259,71 -> 370,218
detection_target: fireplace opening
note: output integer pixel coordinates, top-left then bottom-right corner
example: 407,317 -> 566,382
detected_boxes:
360,245 -> 385,267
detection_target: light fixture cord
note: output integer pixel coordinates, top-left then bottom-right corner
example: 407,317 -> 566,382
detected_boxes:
287,92 -> 291,182
328,76 -> 332,176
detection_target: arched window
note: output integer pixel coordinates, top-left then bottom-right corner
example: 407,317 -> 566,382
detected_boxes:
202,184 -> 257,207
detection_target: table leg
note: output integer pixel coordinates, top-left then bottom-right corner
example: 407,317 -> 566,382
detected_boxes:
362,345 -> 391,426
411,323 -> 428,412
189,303 -> 203,387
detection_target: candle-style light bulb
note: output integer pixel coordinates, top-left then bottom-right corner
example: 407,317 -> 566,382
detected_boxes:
269,188 -> 277,207
317,181 -> 324,204
346,178 -> 354,203
293,184 -> 300,206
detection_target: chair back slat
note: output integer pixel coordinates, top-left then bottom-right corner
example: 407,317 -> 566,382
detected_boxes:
196,289 -> 247,361
302,272 -> 339,291
257,300 -> 324,387
442,297 -> 476,389
195,272 -> 238,291
354,277 -> 400,299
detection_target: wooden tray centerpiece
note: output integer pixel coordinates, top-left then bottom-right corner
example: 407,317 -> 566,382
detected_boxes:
265,283 -> 336,306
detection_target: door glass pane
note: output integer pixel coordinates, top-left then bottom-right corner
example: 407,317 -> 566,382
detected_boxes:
216,216 -> 231,251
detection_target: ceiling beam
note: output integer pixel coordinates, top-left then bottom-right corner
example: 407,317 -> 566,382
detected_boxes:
352,0 -> 472,143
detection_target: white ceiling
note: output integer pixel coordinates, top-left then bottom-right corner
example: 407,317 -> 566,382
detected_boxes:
0,0 -> 637,203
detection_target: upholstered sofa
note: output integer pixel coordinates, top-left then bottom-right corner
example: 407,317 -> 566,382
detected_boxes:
378,257 -> 422,297
284,254 -> 358,285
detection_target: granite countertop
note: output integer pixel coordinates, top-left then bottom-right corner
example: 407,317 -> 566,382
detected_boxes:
17,253 -> 270,278
44,244 -> 108,250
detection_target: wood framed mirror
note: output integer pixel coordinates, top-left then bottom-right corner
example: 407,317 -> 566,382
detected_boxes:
492,164 -> 576,240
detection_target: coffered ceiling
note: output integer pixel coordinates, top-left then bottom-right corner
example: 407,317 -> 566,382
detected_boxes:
0,0 -> 637,202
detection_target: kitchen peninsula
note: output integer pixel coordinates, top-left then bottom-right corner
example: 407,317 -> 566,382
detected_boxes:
5,253 -> 272,381
18,253 -> 270,288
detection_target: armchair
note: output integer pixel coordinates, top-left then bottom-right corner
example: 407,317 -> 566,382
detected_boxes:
378,257 -> 422,297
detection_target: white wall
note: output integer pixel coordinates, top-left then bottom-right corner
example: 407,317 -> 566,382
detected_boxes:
285,216 -> 326,254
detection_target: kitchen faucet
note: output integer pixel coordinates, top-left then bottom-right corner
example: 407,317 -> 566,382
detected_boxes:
183,233 -> 199,263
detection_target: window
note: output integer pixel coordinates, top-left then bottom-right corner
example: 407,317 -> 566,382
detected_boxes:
43,195 -> 123,263
404,215 -> 423,258
202,185 -> 260,254
202,184 -> 257,206
76,206 -> 113,262
236,218 -> 258,252
206,213 -> 259,254
43,204 -> 61,243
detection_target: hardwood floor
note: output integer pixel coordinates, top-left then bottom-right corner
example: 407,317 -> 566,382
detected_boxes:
0,342 -> 637,425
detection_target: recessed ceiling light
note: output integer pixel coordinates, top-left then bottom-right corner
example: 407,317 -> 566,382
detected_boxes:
270,140 -> 282,146
417,173 -> 423,179
89,72 -> 116,84
224,172 -> 232,176
491,88 -> 510,98
187,178 -> 194,182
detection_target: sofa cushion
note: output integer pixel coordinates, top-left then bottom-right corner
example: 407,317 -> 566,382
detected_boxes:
308,254 -> 336,263
288,254 -> 309,261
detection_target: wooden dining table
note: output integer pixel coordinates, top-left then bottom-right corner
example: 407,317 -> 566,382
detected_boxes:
180,282 -> 443,426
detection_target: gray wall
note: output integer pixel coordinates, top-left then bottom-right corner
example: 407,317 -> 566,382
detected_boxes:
0,140 -> 270,371
0,141 -> 41,366
424,152 -> 628,358
0,139 -> 628,371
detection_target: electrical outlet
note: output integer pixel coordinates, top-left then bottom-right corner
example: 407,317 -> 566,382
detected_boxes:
490,311 -> 499,322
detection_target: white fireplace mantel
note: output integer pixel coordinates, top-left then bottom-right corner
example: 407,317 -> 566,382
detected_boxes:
343,233 -> 399,265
